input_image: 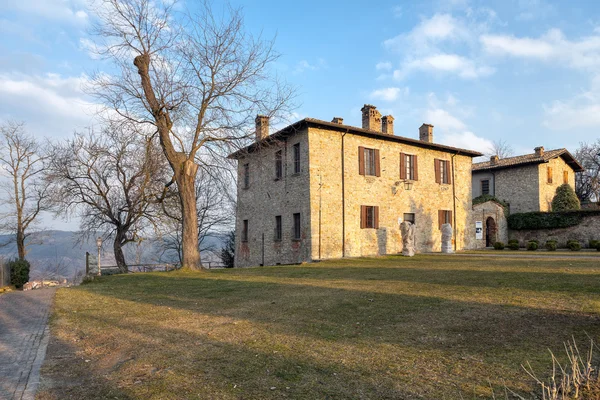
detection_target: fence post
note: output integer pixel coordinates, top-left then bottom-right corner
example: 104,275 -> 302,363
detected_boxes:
86,252 -> 90,275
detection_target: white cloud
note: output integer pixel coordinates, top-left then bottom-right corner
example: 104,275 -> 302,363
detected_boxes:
394,53 -> 494,80
0,73 -> 98,138
376,62 -> 392,71
481,29 -> 600,70
384,14 -> 465,53
369,87 -> 408,102
294,58 -> 327,74
542,77 -> 600,130
0,0 -> 88,23
424,108 -> 466,131
439,131 -> 493,154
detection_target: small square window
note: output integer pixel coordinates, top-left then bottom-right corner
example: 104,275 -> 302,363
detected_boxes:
275,150 -> 283,180
275,216 -> 282,241
243,163 -> 250,189
242,220 -> 249,242
403,213 -> 415,224
361,205 -> 379,229
481,179 -> 490,195
293,144 -> 300,174
293,213 -> 301,240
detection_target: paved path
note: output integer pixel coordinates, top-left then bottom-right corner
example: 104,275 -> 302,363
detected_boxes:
0,289 -> 56,400
430,252 -> 600,260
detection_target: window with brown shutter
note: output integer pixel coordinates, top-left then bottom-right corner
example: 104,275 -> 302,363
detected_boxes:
360,147 -> 379,176
434,159 -> 441,183
400,153 -> 406,179
563,170 -> 568,184
358,146 -> 365,175
435,159 -> 451,184
547,166 -> 553,184
401,153 -> 418,180
438,210 -> 452,229
413,155 -> 419,181
361,205 -> 378,229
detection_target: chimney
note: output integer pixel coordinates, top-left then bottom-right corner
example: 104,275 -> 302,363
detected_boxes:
255,115 -> 269,142
534,146 -> 544,157
419,123 -> 434,143
331,117 -> 344,124
382,115 -> 394,135
490,155 -> 499,164
361,104 -> 382,131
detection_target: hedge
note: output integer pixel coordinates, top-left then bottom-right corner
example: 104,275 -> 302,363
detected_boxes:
8,259 -> 30,289
507,210 -> 600,230
473,194 -> 510,216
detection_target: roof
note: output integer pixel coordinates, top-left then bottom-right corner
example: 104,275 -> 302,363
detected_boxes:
472,148 -> 584,172
228,118 -> 483,159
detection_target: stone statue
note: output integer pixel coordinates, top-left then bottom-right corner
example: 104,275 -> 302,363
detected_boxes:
400,221 -> 416,257
441,223 -> 453,253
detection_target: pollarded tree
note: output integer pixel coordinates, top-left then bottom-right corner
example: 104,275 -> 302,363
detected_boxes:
0,121 -> 49,260
574,140 -> 600,203
46,122 -> 168,273
552,183 -> 581,212
89,0 -> 294,269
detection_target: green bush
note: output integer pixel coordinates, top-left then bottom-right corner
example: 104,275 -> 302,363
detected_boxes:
567,240 -> 581,251
508,242 -> 519,250
508,239 -> 519,245
527,240 -> 538,251
473,195 -> 510,216
545,240 -> 557,251
589,239 -> 600,249
493,242 -> 505,250
8,259 -> 30,289
552,184 -> 581,211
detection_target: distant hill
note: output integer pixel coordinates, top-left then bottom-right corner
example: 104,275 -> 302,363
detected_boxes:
0,231 -> 227,282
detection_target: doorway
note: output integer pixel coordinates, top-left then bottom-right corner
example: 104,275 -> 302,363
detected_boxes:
486,217 -> 497,247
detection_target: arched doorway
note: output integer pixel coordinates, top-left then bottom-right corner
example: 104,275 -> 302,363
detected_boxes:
486,217 -> 497,247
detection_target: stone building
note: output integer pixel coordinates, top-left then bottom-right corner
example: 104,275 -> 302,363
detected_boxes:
229,105 -> 482,267
472,147 -> 584,213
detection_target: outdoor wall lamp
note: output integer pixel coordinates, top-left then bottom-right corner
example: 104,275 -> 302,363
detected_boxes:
404,180 -> 414,190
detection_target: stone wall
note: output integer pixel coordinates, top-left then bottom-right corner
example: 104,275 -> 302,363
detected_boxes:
472,171 -> 494,198
537,156 -> 576,212
234,129 -> 312,267
471,201 -> 508,249
493,164 -> 540,213
509,214 -> 600,248
307,126 -> 475,258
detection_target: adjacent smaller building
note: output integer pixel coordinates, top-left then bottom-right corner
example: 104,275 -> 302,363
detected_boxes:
472,147 -> 584,214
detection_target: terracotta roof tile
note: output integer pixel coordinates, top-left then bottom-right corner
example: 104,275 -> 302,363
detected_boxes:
472,148 -> 584,172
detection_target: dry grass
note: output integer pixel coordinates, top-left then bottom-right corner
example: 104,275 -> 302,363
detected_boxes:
36,255 -> 600,399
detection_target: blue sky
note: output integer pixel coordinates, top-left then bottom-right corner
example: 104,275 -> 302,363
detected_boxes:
2,0 -> 600,156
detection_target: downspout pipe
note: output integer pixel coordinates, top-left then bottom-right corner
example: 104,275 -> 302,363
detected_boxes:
451,151 -> 461,252
341,129 -> 349,257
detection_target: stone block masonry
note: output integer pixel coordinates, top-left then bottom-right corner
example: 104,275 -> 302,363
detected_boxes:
509,214 -> 600,248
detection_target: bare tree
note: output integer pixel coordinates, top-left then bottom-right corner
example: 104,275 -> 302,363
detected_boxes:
575,140 -> 600,203
486,139 -> 514,159
0,121 -> 49,260
89,0 -> 294,269
157,164 -> 235,265
45,122 -> 167,273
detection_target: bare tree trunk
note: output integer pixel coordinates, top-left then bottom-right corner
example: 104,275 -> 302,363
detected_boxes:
113,232 -> 128,274
16,228 -> 25,260
177,161 -> 201,270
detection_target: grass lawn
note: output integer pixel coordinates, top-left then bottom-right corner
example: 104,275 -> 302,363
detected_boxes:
36,255 -> 600,399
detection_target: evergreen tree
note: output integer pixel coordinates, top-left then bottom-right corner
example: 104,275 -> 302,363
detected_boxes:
552,183 -> 581,211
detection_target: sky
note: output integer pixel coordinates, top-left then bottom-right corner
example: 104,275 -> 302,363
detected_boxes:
2,0 -> 600,229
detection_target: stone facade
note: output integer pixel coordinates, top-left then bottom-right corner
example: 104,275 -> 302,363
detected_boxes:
232,107 -> 481,267
472,201 -> 508,248
509,214 -> 600,248
472,150 -> 578,213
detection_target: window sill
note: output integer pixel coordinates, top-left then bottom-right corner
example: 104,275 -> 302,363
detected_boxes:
291,238 -> 302,242
291,172 -> 301,177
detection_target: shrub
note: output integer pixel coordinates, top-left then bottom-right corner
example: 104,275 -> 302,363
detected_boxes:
527,240 -> 538,251
545,240 -> 557,251
567,239 -> 581,251
551,183 -> 581,211
493,241 -> 505,250
589,239 -> 600,249
8,259 -> 30,289
508,211 -> 587,230
508,241 -> 519,250
508,239 -> 519,245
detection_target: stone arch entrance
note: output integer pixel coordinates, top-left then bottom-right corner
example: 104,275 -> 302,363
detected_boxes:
486,217 -> 497,247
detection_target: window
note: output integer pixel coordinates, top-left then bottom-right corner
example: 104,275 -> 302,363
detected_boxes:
242,219 -> 248,242
435,159 -> 451,184
481,179 -> 490,195
360,205 -> 379,229
438,210 -> 452,229
293,213 -> 301,240
243,163 -> 249,188
275,150 -> 283,180
403,213 -> 415,224
358,146 -> 380,176
563,170 -> 568,184
293,143 -> 300,174
547,166 -> 553,184
400,153 -> 418,180
274,215 -> 282,241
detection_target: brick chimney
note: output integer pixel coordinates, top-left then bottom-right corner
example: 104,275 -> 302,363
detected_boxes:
331,117 -> 344,124
419,123 -> 434,143
255,115 -> 269,142
382,115 -> 394,135
534,146 -> 544,157
490,155 -> 499,164
361,104 -> 382,131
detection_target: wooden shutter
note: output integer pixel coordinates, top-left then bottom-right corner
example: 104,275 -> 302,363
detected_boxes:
434,159 -> 441,183
448,211 -> 453,227
563,170 -> 568,184
399,153 -> 406,179
374,206 -> 379,229
374,149 -> 381,177
360,205 -> 366,229
438,210 -> 443,229
413,155 -> 419,181
547,166 -> 553,184
358,147 -> 365,175
445,161 -> 452,184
